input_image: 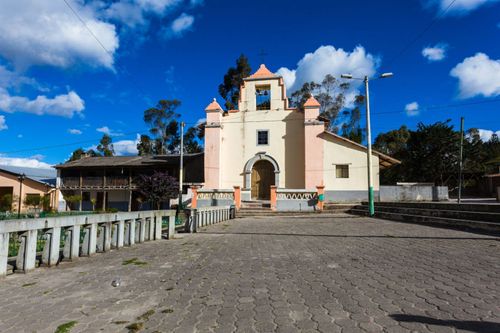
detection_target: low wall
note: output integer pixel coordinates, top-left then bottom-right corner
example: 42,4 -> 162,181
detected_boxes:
380,185 -> 448,202
184,206 -> 233,233
0,210 -> 176,277
324,190 -> 377,203
196,189 -> 234,208
275,189 -> 318,212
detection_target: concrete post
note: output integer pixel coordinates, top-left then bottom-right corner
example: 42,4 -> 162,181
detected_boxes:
103,222 -> 112,252
124,220 -> 135,246
63,226 -> 80,260
154,213 -> 162,240
167,215 -> 175,239
138,218 -> 146,243
148,217 -> 155,240
111,224 -> 118,248
117,221 -> 125,247
81,224 -> 97,256
0,233 -> 10,277
42,227 -> 61,267
270,186 -> 277,211
16,230 -> 38,273
192,209 -> 198,233
96,225 -> 105,252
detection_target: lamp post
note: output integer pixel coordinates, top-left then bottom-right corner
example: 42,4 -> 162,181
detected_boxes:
178,121 -> 185,211
341,72 -> 393,216
17,173 -> 26,218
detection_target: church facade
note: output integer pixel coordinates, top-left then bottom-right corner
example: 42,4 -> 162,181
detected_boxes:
203,64 -> 399,202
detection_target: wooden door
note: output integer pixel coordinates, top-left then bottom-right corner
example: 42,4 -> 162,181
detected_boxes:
251,161 -> 275,200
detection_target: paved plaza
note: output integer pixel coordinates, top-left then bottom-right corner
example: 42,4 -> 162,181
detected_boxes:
0,215 -> 499,333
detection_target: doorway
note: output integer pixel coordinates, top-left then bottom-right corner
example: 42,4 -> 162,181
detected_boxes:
251,160 -> 275,200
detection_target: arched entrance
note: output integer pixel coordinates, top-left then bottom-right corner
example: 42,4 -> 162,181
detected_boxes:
251,160 -> 275,200
244,153 -> 280,201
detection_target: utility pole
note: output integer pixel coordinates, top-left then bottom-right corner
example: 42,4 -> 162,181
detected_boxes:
341,72 -> 393,216
458,117 -> 464,204
17,173 -> 25,218
178,121 -> 185,210
364,76 -> 375,216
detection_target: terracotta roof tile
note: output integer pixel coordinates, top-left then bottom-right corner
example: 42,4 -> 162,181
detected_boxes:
205,98 -> 223,112
304,95 -> 321,107
248,64 -> 277,79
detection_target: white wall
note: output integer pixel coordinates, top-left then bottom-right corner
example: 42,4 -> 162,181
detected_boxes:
323,136 -> 380,191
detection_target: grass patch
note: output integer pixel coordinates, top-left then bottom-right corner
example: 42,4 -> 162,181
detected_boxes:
161,308 -> 174,314
126,322 -> 144,333
54,321 -> 77,333
122,258 -> 148,266
137,309 -> 155,321
166,287 -> 174,291
112,321 -> 129,325
22,282 -> 37,287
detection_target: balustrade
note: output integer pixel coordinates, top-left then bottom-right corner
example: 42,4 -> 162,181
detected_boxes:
0,210 -> 175,277
184,206 -> 233,233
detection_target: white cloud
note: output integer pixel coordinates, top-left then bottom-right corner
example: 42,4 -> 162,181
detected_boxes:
450,53 -> 500,98
68,129 -> 82,135
190,0 -> 204,6
425,0 -> 500,15
113,135 -> 140,155
405,102 -> 420,116
30,154 -> 45,161
105,0 -> 183,28
276,45 -> 379,93
0,88 -> 85,118
477,129 -> 500,141
0,1 -> 119,70
163,13 -> 195,38
0,65 -> 39,89
0,115 -> 7,131
422,44 -> 447,61
96,126 -> 123,136
0,155 -> 52,169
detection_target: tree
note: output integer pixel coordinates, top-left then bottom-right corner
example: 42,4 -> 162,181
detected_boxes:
374,125 -> 411,156
24,194 -> 41,211
97,134 -> 114,156
69,148 -> 86,161
137,135 -> 154,156
289,74 -> 363,140
0,193 -> 13,212
183,126 -> 203,153
64,194 -> 82,211
135,171 -> 179,209
218,54 -> 252,110
144,99 -> 181,155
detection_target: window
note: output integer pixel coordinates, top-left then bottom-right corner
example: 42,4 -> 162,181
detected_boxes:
336,165 -> 349,178
257,130 -> 269,145
256,85 -> 271,110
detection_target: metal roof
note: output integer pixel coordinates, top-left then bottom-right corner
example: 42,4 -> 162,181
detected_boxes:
0,165 -> 57,186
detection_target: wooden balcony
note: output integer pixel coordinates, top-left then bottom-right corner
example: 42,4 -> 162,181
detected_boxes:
60,176 -> 136,189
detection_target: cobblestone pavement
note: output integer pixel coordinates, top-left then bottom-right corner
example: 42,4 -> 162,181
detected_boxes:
0,215 -> 499,333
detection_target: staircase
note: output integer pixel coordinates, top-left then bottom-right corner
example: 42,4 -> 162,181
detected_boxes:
236,201 -> 359,218
348,202 -> 500,233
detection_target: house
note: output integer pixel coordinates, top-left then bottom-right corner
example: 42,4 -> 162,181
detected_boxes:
55,153 -> 204,211
203,64 -> 400,202
0,165 -> 58,213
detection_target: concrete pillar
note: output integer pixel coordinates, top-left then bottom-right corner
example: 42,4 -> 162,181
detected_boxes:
154,213 -> 162,240
124,220 -> 135,246
63,226 -> 80,260
316,185 -> 325,211
167,215 -> 175,239
204,99 -> 223,189
138,218 -> 146,243
148,217 -> 155,240
270,186 -> 277,211
41,227 -> 61,267
111,224 -> 118,248
191,186 -> 198,209
0,233 -> 10,277
103,222 -> 111,251
81,224 -> 97,256
304,96 -> 324,189
234,186 -> 241,211
16,230 -> 38,273
117,221 -> 125,247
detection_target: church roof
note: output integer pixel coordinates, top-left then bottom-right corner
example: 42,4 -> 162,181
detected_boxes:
205,98 -> 223,112
322,131 -> 401,169
247,64 -> 278,79
304,96 -> 321,107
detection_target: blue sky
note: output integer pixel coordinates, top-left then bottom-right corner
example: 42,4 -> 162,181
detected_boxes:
0,0 -> 499,168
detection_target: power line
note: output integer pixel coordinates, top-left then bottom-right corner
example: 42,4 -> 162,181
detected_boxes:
383,0 -> 457,69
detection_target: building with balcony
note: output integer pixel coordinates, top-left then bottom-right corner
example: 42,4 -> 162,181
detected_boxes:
55,153 -> 203,211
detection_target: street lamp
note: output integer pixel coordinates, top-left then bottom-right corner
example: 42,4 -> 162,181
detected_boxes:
341,72 -> 393,216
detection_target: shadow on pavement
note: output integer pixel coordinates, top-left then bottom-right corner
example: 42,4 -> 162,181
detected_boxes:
201,231 -> 500,241
390,314 -> 500,333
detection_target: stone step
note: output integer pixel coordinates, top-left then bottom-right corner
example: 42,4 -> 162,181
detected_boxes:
354,204 -> 500,223
350,207 -> 500,234
370,201 -> 500,214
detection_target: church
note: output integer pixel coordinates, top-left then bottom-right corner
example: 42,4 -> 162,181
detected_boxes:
203,64 -> 399,202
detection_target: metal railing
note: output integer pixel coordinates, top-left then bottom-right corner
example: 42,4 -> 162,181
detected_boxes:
0,210 -> 176,277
